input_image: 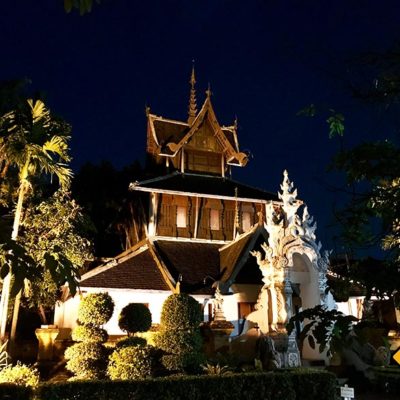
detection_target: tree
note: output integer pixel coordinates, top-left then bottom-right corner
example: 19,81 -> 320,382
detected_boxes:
64,0 -> 103,15
72,160 -> 144,256
0,99 -> 73,342
20,190 -> 93,324
296,45 -> 400,327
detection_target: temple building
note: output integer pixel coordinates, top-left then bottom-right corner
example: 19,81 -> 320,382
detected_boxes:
54,68 -> 336,364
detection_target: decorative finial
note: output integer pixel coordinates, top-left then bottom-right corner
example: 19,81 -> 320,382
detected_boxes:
188,61 -> 197,125
206,82 -> 212,98
145,105 -> 150,117
234,115 -> 238,130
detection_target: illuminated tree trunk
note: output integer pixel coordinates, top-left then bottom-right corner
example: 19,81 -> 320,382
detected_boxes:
0,180 -> 28,343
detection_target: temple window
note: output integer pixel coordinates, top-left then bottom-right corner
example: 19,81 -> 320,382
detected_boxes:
210,209 -> 220,230
176,206 -> 187,228
242,211 -> 252,231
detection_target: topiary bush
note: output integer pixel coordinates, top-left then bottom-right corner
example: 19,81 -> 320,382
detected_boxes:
78,292 -> 114,326
107,345 -> 158,380
154,293 -> 204,374
116,336 -> 147,348
0,362 -> 39,387
160,294 -> 202,330
118,303 -> 152,336
155,330 -> 202,355
65,343 -> 109,380
72,325 -> 108,343
66,292 -> 114,380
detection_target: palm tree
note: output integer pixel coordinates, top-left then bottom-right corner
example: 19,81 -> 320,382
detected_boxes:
0,99 -> 72,342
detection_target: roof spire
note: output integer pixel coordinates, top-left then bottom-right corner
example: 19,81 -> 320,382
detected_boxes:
188,61 -> 197,125
206,82 -> 212,98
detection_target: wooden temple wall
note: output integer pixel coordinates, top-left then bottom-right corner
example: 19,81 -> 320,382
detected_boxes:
156,193 -> 259,240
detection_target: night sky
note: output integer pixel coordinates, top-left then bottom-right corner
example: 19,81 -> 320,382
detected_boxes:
2,1 -> 400,252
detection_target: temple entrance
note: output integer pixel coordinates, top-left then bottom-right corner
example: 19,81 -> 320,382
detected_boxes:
290,252 -> 321,360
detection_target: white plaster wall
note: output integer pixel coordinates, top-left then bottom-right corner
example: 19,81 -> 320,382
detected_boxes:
221,284 -> 262,335
54,288 -> 212,335
336,297 -> 364,319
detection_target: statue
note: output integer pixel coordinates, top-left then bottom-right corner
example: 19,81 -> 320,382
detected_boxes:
256,335 -> 282,370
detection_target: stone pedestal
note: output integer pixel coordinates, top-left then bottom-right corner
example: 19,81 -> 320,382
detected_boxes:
35,325 -> 60,362
209,320 -> 234,354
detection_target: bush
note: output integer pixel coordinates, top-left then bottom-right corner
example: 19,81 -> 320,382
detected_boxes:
116,336 -> 147,348
371,366 -> 400,395
155,294 -> 204,373
108,345 -> 157,380
160,294 -> 202,330
78,293 -> 114,326
118,303 -> 152,335
72,325 -> 108,343
154,330 -> 202,355
65,342 -> 109,380
0,362 -> 39,387
0,383 -> 32,400
36,369 -> 336,400
161,352 -> 206,374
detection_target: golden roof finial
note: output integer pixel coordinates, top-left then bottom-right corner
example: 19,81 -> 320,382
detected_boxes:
206,82 -> 212,98
188,61 -> 197,125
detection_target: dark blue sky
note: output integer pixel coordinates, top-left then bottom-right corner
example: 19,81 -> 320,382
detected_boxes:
1,0 -> 400,251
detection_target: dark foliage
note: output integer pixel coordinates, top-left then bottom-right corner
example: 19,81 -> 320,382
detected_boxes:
118,303 -> 152,336
35,369 -> 336,400
287,305 -> 358,355
370,366 -> 400,395
0,383 -> 32,400
72,161 -> 144,257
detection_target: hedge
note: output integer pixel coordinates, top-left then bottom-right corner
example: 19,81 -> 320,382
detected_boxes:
370,366 -> 400,395
35,369 -> 336,400
0,383 -> 32,400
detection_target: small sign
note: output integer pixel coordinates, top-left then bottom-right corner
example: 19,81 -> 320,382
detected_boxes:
340,385 -> 354,399
394,349 -> 400,366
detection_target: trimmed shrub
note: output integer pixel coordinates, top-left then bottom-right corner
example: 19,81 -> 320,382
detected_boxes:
371,366 -> 400,395
155,293 -> 204,373
0,383 -> 32,400
155,330 -> 202,355
65,342 -> 109,380
0,362 -> 39,387
66,292 -> 114,380
72,325 -> 108,343
78,293 -> 114,326
116,336 -> 147,348
160,294 -> 202,330
108,345 -> 157,380
161,352 -> 206,374
118,303 -> 152,336
36,369 -> 336,400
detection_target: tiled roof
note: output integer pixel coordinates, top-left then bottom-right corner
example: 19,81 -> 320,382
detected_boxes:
132,172 -> 278,201
220,227 -> 267,284
220,228 -> 256,281
155,240 -> 222,294
80,247 -> 170,291
79,229 -> 269,295
152,119 -> 190,150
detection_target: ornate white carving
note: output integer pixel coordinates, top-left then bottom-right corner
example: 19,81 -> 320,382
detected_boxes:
278,170 -> 300,226
213,284 -> 226,321
302,206 -> 317,241
251,170 -> 333,333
